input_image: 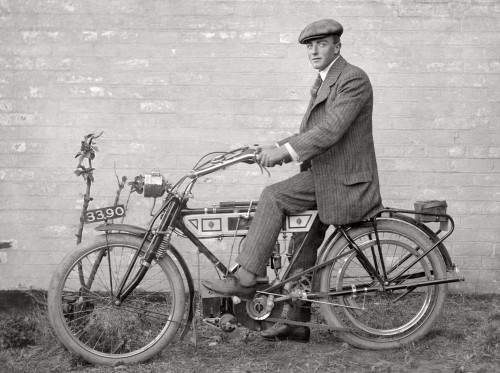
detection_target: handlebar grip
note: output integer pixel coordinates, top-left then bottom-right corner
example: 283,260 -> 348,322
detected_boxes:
239,148 -> 258,164
188,148 -> 259,179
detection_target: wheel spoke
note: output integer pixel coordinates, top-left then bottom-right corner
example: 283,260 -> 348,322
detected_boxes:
319,220 -> 447,349
339,237 -> 433,333
49,235 -> 186,363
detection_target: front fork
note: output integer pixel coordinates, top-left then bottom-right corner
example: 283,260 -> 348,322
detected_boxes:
113,240 -> 160,305
114,196 -> 182,305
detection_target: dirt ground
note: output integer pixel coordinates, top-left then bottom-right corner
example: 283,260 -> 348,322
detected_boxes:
1,294 -> 499,373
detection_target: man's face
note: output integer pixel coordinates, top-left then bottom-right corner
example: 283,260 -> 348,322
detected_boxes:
306,36 -> 340,71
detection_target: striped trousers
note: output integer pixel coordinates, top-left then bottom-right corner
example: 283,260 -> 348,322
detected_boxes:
235,170 -> 328,321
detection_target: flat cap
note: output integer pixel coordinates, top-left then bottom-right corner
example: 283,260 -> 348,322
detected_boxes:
298,19 -> 343,44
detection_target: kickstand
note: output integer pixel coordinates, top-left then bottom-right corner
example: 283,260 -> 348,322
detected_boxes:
192,251 -> 201,348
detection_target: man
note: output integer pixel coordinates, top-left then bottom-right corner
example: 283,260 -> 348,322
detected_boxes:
202,19 -> 384,342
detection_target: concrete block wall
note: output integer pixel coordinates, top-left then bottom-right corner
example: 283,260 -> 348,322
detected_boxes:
0,0 -> 498,293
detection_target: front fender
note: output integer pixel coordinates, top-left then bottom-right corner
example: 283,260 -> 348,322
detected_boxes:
95,223 -> 148,237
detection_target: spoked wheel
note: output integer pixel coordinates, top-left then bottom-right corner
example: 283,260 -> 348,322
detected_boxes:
48,234 -> 186,365
319,219 -> 447,349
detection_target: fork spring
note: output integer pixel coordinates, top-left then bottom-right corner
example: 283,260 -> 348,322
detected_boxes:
156,236 -> 170,259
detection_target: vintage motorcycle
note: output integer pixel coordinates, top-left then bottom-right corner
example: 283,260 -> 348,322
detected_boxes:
47,146 -> 464,365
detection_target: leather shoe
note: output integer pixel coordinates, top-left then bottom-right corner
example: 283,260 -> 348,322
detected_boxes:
201,276 -> 256,300
260,323 -> 310,342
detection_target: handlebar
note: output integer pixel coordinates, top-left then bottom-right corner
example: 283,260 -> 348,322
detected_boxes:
187,147 -> 259,180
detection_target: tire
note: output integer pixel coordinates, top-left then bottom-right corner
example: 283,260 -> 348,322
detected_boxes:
48,233 -> 186,365
319,219 -> 447,349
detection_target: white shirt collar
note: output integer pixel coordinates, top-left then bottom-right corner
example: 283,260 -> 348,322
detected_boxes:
318,55 -> 340,81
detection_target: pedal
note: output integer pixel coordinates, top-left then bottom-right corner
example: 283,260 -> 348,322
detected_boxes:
255,276 -> 269,284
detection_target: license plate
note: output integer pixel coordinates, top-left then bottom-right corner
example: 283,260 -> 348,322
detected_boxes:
85,205 -> 126,223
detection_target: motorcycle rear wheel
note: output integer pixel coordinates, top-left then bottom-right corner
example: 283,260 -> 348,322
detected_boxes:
319,219 -> 447,349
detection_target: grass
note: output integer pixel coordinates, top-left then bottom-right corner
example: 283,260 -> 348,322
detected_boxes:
0,293 -> 499,373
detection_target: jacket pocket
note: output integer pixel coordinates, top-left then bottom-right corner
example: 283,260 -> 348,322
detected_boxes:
342,171 -> 373,185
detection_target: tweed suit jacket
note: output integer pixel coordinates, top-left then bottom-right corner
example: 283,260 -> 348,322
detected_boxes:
280,55 -> 383,225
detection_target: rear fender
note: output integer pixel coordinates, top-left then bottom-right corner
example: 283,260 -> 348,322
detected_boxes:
388,213 -> 454,271
315,216 -> 454,273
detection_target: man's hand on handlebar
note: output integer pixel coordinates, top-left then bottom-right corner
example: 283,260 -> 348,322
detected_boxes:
256,145 -> 289,167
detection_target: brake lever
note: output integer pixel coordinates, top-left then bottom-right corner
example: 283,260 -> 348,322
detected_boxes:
257,163 -> 271,177
253,147 -> 271,177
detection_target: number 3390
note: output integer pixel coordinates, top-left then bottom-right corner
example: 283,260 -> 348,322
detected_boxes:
85,205 -> 126,223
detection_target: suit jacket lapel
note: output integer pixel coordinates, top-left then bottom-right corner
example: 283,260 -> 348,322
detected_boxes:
312,55 -> 347,111
300,56 -> 347,133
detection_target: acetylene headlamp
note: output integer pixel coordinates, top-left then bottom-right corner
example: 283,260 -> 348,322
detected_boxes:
143,172 -> 167,198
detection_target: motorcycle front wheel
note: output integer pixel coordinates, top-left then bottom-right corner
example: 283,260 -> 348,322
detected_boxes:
48,233 -> 186,365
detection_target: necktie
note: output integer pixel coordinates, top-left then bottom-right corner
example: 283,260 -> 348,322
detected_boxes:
310,74 -> 322,98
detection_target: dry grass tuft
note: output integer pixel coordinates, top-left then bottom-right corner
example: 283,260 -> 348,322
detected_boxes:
0,293 -> 499,373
